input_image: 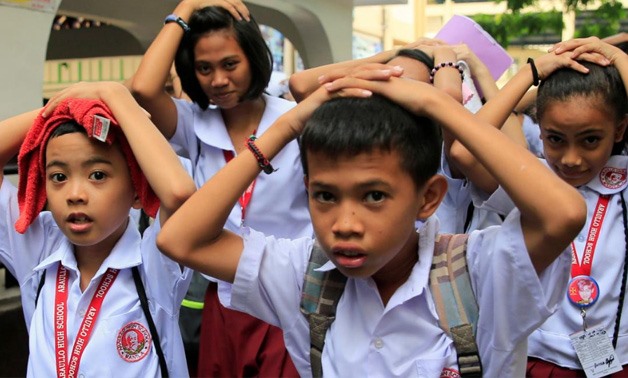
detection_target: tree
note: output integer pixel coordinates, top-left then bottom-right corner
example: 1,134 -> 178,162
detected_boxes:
471,0 -> 626,48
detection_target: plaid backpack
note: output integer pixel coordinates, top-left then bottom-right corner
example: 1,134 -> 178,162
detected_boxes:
300,233 -> 482,378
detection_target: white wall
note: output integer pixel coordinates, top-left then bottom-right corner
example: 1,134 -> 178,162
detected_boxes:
0,2 -> 59,119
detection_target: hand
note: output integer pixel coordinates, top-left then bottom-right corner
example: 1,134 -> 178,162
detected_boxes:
550,37 -> 622,66
284,80 -> 374,137
324,75 -> 439,116
42,82 -> 150,119
532,50 -> 591,81
403,37 -> 447,51
182,0 -> 250,21
452,43 -> 487,76
318,62 -> 404,86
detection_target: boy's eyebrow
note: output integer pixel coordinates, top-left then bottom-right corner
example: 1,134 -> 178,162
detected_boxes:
309,179 -> 394,190
45,156 -> 113,170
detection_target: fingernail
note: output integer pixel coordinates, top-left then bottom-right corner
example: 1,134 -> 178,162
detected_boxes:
323,83 -> 334,90
392,66 -> 404,72
317,75 -> 326,83
362,90 -> 372,96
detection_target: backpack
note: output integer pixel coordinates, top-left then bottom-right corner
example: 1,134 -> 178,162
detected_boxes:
300,233 -> 482,378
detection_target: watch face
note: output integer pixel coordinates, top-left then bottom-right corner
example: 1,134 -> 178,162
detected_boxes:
567,275 -> 600,308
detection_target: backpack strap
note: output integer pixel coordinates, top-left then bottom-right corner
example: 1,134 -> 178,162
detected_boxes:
300,241 -> 347,378
35,270 -> 46,307
131,266 -> 169,378
429,233 -> 482,377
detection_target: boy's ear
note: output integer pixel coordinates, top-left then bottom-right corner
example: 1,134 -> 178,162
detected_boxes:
416,174 -> 448,220
303,175 -> 309,191
615,114 -> 628,143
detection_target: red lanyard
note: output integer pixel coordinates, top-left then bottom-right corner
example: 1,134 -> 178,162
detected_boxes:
223,138 -> 257,226
54,265 -> 119,378
571,195 -> 610,277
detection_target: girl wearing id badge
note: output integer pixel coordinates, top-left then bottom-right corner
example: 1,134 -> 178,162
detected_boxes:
510,39 -> 628,377
431,36 -> 628,377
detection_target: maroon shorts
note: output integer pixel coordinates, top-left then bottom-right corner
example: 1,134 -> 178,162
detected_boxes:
196,282 -> 299,377
527,357 -> 628,377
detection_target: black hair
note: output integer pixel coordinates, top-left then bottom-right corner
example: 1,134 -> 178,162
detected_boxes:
537,61 -> 628,155
391,48 -> 434,71
174,6 -> 273,110
299,95 -> 442,189
49,121 -> 86,139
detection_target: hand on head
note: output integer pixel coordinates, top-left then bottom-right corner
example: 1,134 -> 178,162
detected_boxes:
190,0 -> 250,21
402,37 -> 447,51
317,63 -> 404,86
42,82 -> 150,119
550,36 -> 623,66
532,49 -> 591,82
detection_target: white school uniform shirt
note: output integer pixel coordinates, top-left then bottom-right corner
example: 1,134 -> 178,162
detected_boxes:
229,212 -> 571,377
171,94 -> 311,238
171,95 -> 313,303
0,180 -> 192,378
525,155 -> 628,369
436,150 -> 504,234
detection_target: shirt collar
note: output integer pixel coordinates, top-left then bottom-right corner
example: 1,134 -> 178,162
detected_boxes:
583,155 -> 628,195
193,94 -> 284,151
33,217 -> 142,274
314,216 -> 439,302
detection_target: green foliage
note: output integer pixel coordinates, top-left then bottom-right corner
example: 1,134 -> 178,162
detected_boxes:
575,0 -> 626,38
472,0 -> 625,47
472,12 -> 563,47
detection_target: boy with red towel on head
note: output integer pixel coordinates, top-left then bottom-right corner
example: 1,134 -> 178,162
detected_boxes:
0,81 -> 196,377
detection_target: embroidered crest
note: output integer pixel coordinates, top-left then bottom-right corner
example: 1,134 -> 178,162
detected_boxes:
440,367 -> 461,378
116,321 -> 151,362
599,167 -> 627,189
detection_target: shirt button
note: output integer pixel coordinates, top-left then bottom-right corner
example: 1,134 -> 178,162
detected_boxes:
374,338 -> 384,349
577,235 -> 585,242
78,309 -> 86,317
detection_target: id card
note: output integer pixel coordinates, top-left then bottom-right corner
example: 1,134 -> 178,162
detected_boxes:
570,325 -> 622,378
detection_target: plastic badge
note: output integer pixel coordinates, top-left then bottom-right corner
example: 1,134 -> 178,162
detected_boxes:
570,326 -> 622,378
567,275 -> 600,308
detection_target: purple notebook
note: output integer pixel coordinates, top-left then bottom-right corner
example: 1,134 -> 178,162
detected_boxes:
435,15 -> 513,80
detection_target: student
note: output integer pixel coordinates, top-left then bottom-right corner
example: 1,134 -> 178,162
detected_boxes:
0,81 -> 196,377
130,0 -> 311,376
447,36 -> 628,375
157,55 -> 588,376
522,38 -> 628,376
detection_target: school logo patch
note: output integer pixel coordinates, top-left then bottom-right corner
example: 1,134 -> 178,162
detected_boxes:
116,321 -> 151,362
440,367 -> 461,378
599,167 -> 627,189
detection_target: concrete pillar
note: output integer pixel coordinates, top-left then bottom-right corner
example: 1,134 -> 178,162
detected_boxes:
0,1 -> 60,119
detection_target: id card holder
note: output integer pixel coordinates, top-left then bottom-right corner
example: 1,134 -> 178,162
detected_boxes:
570,325 -> 622,378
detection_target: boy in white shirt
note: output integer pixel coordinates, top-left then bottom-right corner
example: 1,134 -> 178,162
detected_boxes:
0,82 -> 196,377
157,64 -> 587,376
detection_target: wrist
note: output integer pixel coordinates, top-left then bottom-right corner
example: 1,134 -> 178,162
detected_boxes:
164,14 -> 190,33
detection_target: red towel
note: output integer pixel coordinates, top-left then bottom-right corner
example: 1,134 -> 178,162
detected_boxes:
15,98 -> 159,234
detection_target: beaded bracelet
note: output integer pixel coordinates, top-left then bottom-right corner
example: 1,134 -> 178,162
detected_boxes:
429,61 -> 464,84
246,135 -> 276,174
